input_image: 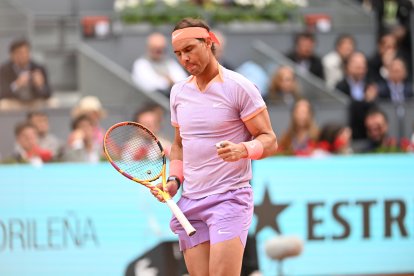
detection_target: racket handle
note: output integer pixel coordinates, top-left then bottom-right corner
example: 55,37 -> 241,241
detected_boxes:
166,199 -> 196,237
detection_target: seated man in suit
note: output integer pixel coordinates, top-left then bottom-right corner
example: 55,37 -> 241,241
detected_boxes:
286,31 -> 324,80
0,38 -> 51,110
335,52 -> 378,140
378,57 -> 413,103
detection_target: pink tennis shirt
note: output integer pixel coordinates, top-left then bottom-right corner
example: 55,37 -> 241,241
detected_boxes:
170,65 -> 266,199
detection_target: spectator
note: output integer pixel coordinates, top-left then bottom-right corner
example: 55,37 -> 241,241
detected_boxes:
277,99 -> 319,156
358,106 -> 413,153
131,32 -> 188,97
286,31 -> 325,80
336,52 -> 378,140
360,107 -> 392,152
322,34 -> 356,89
377,57 -> 413,103
312,122 -> 353,157
133,103 -> 172,157
62,115 -> 102,163
267,65 -> 302,106
0,38 -> 51,110
5,122 -> 53,165
71,95 -> 106,150
336,52 -> 373,101
368,32 -> 399,82
27,111 -> 62,160
372,0 -> 413,78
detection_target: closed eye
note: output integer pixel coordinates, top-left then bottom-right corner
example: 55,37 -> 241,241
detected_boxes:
175,46 -> 195,57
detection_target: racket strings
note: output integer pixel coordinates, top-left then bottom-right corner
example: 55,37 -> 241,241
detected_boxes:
105,125 -> 163,181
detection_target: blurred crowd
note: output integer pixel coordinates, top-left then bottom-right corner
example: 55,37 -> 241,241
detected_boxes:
0,93 -> 169,165
0,0 -> 413,165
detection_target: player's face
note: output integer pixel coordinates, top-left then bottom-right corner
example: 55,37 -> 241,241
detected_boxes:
173,38 -> 211,76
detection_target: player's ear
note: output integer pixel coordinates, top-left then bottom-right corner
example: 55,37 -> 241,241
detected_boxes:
205,37 -> 213,49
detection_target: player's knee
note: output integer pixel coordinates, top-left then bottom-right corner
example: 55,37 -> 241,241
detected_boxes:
209,262 -> 241,276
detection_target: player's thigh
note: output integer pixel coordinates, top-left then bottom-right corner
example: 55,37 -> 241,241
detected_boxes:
183,241 -> 210,276
209,237 -> 244,276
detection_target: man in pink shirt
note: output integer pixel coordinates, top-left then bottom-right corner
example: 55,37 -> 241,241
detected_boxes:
151,17 -> 278,276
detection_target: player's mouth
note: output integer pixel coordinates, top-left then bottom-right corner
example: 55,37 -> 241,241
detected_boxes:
186,64 -> 197,72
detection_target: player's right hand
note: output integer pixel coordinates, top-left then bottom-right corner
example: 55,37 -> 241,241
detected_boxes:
150,180 -> 179,202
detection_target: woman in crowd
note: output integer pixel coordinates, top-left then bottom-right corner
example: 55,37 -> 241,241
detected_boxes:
277,99 -> 319,156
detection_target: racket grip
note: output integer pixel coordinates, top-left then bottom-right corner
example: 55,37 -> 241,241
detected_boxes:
166,199 -> 196,236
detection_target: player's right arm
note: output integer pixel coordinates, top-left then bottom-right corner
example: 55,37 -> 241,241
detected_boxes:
169,126 -> 183,161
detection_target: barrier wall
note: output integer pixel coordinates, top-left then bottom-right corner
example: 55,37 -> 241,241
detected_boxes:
0,155 -> 413,275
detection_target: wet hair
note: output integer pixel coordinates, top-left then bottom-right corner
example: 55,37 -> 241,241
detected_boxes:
9,38 -> 30,53
173,17 -> 216,54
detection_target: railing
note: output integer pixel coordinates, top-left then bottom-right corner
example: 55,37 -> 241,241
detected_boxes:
252,40 -> 349,105
77,42 -> 170,111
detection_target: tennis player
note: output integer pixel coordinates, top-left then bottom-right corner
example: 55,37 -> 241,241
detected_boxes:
151,17 -> 278,275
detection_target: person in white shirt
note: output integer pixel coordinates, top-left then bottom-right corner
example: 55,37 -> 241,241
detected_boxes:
131,32 -> 188,97
322,34 -> 355,89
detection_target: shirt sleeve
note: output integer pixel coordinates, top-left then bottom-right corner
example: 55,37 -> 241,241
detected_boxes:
170,84 -> 179,127
234,76 -> 267,122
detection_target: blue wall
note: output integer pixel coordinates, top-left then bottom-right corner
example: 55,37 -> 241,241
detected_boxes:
0,155 -> 413,275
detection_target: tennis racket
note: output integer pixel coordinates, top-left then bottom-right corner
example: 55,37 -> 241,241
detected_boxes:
103,121 -> 196,236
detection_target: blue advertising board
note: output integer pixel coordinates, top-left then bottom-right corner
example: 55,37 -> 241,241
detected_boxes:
251,154 -> 414,275
0,154 -> 413,275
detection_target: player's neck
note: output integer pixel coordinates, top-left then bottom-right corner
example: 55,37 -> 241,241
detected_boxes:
196,60 -> 219,91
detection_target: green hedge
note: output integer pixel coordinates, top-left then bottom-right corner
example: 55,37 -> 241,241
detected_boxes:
118,1 -> 299,25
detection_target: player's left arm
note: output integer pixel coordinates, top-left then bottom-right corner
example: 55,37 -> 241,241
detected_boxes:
243,108 -> 278,158
217,108 -> 278,161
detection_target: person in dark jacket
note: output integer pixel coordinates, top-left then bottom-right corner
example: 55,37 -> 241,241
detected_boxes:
0,38 -> 51,109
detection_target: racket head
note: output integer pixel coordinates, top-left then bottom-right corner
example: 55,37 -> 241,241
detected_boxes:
103,121 -> 166,185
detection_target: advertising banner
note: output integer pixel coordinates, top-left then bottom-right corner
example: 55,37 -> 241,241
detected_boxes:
1,154 -> 413,275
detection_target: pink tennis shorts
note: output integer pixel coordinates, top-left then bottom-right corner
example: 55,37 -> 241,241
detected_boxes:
170,186 -> 254,251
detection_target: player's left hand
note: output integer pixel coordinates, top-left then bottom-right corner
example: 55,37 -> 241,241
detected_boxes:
215,140 -> 248,162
